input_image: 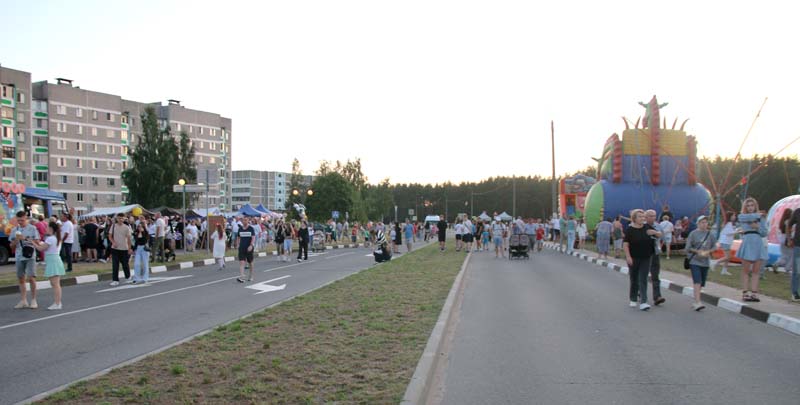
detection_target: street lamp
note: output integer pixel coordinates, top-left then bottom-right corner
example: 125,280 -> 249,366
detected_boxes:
291,187 -> 314,219
179,178 -> 186,254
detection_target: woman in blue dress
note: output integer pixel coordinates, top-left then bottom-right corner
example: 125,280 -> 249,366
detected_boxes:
736,197 -> 768,302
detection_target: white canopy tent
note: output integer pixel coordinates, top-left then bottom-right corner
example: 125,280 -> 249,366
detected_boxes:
79,204 -> 151,219
497,211 -> 513,221
478,212 -> 491,221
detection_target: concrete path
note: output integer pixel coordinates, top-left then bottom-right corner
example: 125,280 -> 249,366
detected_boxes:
436,249 -> 800,405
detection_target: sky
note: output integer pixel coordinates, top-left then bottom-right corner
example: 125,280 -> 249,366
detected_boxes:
1,0 -> 798,185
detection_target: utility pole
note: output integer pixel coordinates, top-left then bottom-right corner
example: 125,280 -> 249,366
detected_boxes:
551,120 -> 557,219
205,167 -> 210,253
512,176 -> 516,218
470,191 -> 474,218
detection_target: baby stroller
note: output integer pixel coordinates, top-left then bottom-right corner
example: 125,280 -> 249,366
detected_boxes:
509,234 -> 530,260
311,232 -> 326,252
373,230 -> 392,263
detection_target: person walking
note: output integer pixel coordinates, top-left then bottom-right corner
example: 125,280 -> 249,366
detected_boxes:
645,209 -> 666,306
434,215 -> 446,251
736,197 -> 767,302
566,215 -> 577,254
772,208 -> 794,274
132,222 -> 151,284
577,218 -> 588,250
236,217 -> 256,283
711,212 -> 736,276
211,222 -> 227,270
282,221 -> 295,262
393,221 -> 402,254
108,213 -> 133,286
185,220 -> 198,252
13,211 -> 41,309
491,218 -> 506,259
788,209 -> 800,301
454,219 -> 464,252
297,221 -> 309,262
154,213 -> 166,262
524,219 -> 536,254
60,213 -> 74,272
32,221 -> 65,310
404,219 -> 415,252
595,217 -> 613,259
685,215 -> 716,311
623,209 -> 661,311
83,216 -> 99,263
612,215 -> 625,259
274,220 -> 286,261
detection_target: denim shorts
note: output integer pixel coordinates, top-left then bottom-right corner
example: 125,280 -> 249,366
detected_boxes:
16,258 -> 36,278
493,236 -> 503,246
720,243 -> 731,251
690,264 -> 709,287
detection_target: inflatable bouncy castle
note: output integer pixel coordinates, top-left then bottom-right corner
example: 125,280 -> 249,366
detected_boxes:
559,174 -> 596,218
584,96 -> 712,230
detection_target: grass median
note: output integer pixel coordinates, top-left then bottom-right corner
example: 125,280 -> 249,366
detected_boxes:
40,241 -> 465,404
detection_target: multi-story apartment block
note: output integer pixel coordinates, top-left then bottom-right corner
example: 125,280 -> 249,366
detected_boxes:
0,66 -> 32,185
232,170 -> 313,211
0,65 -> 232,214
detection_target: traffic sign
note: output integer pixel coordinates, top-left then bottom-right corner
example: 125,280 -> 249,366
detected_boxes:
332,210 -> 340,219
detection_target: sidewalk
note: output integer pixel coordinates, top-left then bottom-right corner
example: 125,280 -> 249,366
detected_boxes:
543,242 -> 800,327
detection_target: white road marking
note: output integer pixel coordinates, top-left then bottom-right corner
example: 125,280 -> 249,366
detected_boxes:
246,275 -> 290,294
95,275 -> 194,293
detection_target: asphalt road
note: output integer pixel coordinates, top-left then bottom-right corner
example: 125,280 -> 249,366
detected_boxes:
0,248 -> 385,405
438,249 -> 800,405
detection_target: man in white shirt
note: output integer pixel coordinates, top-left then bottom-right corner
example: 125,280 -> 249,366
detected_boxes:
491,219 -> 507,258
60,213 -> 75,272
551,216 -> 561,242
463,218 -> 474,252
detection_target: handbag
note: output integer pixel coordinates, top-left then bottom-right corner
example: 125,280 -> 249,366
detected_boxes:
684,231 -> 711,269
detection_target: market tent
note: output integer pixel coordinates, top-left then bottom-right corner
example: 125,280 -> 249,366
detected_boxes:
237,204 -> 263,217
497,211 -> 513,221
255,204 -> 270,214
478,212 -> 491,221
80,204 -> 152,219
149,206 -> 182,216
191,208 -> 222,217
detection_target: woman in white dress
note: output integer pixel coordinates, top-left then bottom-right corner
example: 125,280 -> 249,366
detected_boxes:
211,223 -> 227,270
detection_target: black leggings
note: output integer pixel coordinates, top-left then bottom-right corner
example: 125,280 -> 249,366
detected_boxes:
297,241 -> 308,260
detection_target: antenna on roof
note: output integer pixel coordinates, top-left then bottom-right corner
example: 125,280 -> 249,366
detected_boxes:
56,78 -> 73,86
168,99 -> 181,106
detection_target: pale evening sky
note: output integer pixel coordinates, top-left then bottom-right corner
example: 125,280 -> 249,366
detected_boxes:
1,0 -> 798,185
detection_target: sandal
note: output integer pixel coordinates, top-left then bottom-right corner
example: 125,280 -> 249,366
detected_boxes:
742,291 -> 753,302
750,292 -> 761,302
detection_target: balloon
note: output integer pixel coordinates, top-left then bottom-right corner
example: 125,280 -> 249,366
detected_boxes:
132,207 -> 142,217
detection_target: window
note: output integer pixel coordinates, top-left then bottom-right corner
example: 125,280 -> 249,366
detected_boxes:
121,146 -> 128,155
107,194 -> 116,203
107,112 -> 114,122
189,125 -> 193,133
121,130 -> 128,140
77,125 -> 83,135
176,123 -> 181,131
0,85 -> 7,98
57,158 -> 66,167
92,160 -> 98,169
16,130 -> 24,143
91,127 -> 98,136
2,167 -> 14,177
57,105 -> 66,115
57,140 -> 67,150
106,161 -> 116,170
77,193 -> 84,202
76,142 -> 82,152
2,146 -> 15,159
92,110 -> 98,120
107,178 -> 115,187
32,154 -> 44,164
197,156 -> 203,164
18,170 -> 26,180
18,150 -> 25,162
122,161 -> 128,170
76,159 -> 83,168
91,144 -> 98,153
34,137 -> 47,147
209,157 -> 215,164
130,134 -> 135,144
76,108 -> 83,118
2,127 -> 12,138
35,118 -> 46,129
131,118 -> 135,127
210,142 -> 216,151
91,177 -> 98,186
16,91 -> 25,104
59,175 -> 68,184
17,112 -> 25,123
77,176 -> 84,185
106,145 -> 114,154
33,171 -> 48,182
92,194 -> 98,202
57,122 -> 67,133
200,127 -> 204,135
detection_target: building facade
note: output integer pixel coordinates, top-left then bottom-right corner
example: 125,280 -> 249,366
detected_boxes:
232,170 -> 313,211
0,65 -> 232,214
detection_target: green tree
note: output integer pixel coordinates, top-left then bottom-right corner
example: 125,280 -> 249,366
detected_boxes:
122,106 -> 180,208
304,172 -> 354,222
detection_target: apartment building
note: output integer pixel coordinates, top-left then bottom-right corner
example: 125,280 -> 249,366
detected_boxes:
0,64 -> 233,214
0,66 -> 32,184
232,170 -> 313,211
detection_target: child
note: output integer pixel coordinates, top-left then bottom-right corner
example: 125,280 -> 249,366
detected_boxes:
481,226 -> 491,251
33,221 -> 65,310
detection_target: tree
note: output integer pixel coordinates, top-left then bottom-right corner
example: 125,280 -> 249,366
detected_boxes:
304,172 -> 354,222
122,106 -> 181,208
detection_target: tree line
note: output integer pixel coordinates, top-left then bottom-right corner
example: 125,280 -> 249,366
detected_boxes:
293,155 -> 800,223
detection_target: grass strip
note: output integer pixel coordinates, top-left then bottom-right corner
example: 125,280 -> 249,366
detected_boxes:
39,241 -> 465,404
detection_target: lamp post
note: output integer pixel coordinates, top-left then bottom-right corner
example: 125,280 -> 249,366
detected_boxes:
394,205 -> 398,223
179,178 -> 186,254
291,187 -> 314,219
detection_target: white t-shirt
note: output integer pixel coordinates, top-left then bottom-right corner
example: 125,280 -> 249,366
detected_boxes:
155,218 -> 166,237
44,235 -> 60,255
552,219 -> 560,231
61,220 -> 74,244
454,223 -> 465,235
659,220 -> 674,235
719,223 -> 736,245
491,221 -> 505,237
186,224 -> 198,238
578,223 -> 588,237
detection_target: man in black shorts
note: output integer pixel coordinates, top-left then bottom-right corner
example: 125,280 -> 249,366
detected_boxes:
236,217 -> 255,283
437,215 -> 448,251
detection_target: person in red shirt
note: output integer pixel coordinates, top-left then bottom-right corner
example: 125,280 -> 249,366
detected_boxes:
535,222 -> 545,252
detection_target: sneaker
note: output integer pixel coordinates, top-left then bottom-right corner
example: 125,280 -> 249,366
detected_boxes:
654,297 -> 666,306
29,299 -> 38,309
792,293 -> 800,302
692,302 -> 706,311
236,277 -> 245,283
124,277 -> 132,284
709,259 -> 718,272
99,259 -> 107,263
14,301 -> 29,309
639,303 -> 651,311
47,303 -> 62,311
297,258 -> 302,262
247,278 -> 253,282
110,281 -> 119,287
131,280 -> 138,285
629,301 -> 637,308
720,268 -> 732,276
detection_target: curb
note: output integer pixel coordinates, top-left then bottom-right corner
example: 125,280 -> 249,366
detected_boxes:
0,243 -> 369,296
542,242 -> 800,337
402,250 -> 472,404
